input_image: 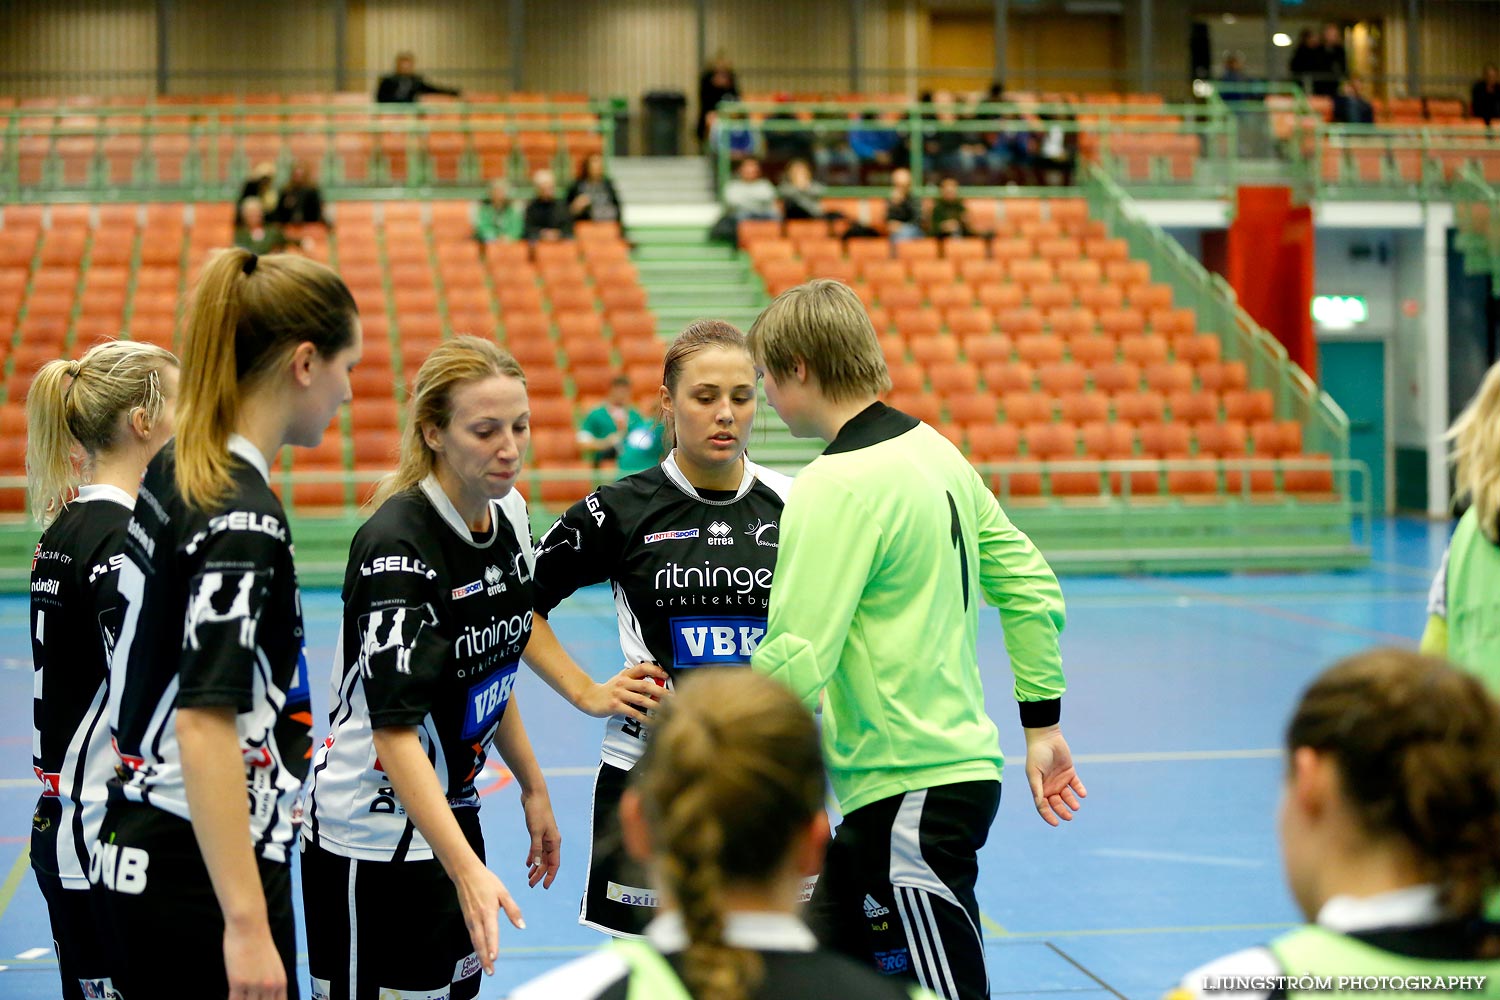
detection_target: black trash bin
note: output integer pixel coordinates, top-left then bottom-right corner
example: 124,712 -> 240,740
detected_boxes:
642,90 -> 687,156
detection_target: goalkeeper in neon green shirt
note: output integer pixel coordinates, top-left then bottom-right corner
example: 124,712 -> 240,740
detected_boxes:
747,279 -> 1086,1000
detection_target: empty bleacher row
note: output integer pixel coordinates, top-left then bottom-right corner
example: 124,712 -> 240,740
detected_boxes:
741,197 -> 1335,501
0,201 -> 656,515
1,93 -> 607,191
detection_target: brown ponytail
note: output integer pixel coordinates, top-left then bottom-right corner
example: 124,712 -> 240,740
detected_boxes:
630,671 -> 825,1000
25,340 -> 178,525
176,248 -> 356,510
1288,648 -> 1500,919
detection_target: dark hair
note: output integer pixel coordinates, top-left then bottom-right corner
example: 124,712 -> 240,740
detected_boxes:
631,671 -> 825,1000
1288,648 -> 1500,919
610,374 -> 631,389
177,248 -> 357,510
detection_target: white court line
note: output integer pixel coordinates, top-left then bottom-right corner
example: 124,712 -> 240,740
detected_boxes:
13,948 -> 49,961
0,752 -> 1282,790
1091,848 -> 1265,869
1071,748 -> 1281,765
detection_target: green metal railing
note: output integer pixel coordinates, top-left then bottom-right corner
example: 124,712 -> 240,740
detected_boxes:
1083,163 -> 1351,465
1305,122 -> 1500,200
713,98 -> 1237,198
1454,165 -> 1500,291
0,100 -> 614,203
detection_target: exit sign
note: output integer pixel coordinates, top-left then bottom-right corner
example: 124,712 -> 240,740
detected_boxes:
1312,295 -> 1368,330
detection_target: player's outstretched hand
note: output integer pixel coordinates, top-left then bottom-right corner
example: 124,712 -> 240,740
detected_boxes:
582,661 -> 670,722
522,788 -> 562,889
224,918 -> 287,1000
1023,725 -> 1087,827
453,860 -> 524,976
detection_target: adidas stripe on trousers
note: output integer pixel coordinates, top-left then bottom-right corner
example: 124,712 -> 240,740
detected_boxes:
809,780 -> 1002,1000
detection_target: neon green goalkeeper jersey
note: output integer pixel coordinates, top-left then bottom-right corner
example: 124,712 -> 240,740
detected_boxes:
752,403 -> 1067,814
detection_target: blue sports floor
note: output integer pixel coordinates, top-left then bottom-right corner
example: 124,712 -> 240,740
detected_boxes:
0,516 -> 1450,999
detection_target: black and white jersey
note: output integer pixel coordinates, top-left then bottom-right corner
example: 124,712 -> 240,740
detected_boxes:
30,485 -> 134,889
532,455 -> 791,771
107,435 -> 312,864
302,475 -> 535,863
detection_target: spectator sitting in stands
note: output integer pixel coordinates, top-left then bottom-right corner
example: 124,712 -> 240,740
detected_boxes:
578,376 -> 646,469
928,176 -> 971,239
765,108 -> 816,166
1217,52 -> 1255,103
1030,112 -> 1078,186
566,153 -> 624,227
270,161 -> 325,226
723,157 -> 779,221
1333,76 -> 1375,124
474,178 -> 524,244
1473,64 -> 1500,126
814,119 -> 862,182
236,162 -> 277,225
884,167 -> 924,242
710,156 -> 779,242
233,198 -> 292,255
376,51 -> 459,103
777,159 -> 829,221
923,90 -> 979,180
523,169 -> 573,242
848,111 -> 903,171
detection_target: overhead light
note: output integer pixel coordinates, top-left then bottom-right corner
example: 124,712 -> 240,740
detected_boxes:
1272,32 -> 1293,47
1222,14 -> 1237,23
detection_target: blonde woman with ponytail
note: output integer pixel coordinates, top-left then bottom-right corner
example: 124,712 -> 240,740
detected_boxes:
1422,359 -> 1500,696
100,248 -> 361,1000
1173,648 -> 1500,999
26,340 -> 177,1000
302,336 -> 559,1000
513,670 -> 938,1000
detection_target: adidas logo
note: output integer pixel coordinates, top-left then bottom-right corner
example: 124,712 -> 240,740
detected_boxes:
863,894 -> 890,918
706,520 -> 734,546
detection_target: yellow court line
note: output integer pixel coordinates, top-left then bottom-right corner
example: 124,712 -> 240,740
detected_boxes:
0,844 -> 31,923
980,911 -> 1009,936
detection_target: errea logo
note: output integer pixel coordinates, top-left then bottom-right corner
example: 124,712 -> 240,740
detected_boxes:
707,520 -> 734,546
484,565 -> 506,596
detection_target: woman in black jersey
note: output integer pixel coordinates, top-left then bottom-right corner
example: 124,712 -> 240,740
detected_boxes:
26,339 -> 178,1000
511,670 -> 936,1000
526,320 -> 793,937
101,248 -> 362,1000
301,336 -> 560,1000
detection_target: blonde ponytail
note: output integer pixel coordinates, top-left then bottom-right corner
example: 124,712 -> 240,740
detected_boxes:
25,341 -> 178,526
1449,360 -> 1500,542
176,248 -> 356,510
631,672 -> 826,1000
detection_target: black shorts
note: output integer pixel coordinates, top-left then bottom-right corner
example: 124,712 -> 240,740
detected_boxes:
579,761 -> 658,938
93,801 -> 298,1000
33,868 -> 115,1000
301,809 -> 486,1000
810,780 -> 1001,1000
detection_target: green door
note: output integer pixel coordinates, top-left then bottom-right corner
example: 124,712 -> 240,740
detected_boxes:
1317,339 -> 1387,514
